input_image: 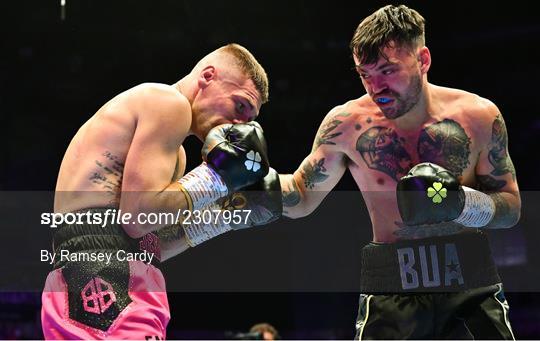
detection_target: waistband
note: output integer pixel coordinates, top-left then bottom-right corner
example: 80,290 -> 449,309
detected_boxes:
52,208 -> 161,269
360,231 -> 500,293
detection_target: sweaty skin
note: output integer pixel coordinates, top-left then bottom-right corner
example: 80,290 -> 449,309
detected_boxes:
55,84 -> 192,258
281,46 -> 520,243
55,74 -> 262,260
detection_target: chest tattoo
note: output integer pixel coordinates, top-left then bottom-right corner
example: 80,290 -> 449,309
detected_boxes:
356,119 -> 472,180
418,119 -> 471,176
356,127 -> 413,181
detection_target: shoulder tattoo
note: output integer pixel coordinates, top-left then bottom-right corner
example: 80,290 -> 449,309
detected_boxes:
312,112 -> 351,151
488,114 -> 516,180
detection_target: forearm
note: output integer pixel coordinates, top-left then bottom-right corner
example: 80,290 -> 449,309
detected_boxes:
395,190 -> 521,239
485,191 -> 521,228
454,186 -> 521,229
120,182 -> 191,237
156,224 -> 190,261
280,173 -> 313,218
123,160 -> 231,237
280,154 -> 344,218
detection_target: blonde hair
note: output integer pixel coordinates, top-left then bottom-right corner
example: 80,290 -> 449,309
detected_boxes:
217,43 -> 269,103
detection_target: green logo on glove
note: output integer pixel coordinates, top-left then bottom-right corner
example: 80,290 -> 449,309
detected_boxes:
427,182 -> 447,204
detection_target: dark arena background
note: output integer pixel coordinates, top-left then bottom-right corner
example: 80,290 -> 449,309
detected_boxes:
1,0 -> 540,339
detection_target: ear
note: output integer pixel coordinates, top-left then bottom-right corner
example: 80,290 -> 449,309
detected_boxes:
417,47 -> 431,74
198,66 -> 216,89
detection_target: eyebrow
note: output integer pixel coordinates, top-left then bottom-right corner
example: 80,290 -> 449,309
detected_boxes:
235,96 -> 257,121
245,99 -> 255,111
236,95 -> 255,111
356,61 -> 396,72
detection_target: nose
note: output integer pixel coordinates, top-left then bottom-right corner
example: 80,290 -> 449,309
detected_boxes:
366,77 -> 388,95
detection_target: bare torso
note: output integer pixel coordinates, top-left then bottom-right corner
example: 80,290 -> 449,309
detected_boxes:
55,83 -> 187,213
334,85 -> 491,242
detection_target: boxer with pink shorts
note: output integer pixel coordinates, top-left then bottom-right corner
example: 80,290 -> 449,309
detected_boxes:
42,213 -> 168,339
45,44 -> 271,339
42,261 -> 169,339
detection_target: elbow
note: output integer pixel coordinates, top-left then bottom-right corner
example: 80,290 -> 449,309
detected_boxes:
119,199 -> 151,239
507,208 -> 521,228
283,203 -> 317,219
284,210 -> 307,220
504,201 -> 522,228
120,206 -> 160,238
510,193 -> 522,227
490,208 -> 521,229
122,223 -> 147,239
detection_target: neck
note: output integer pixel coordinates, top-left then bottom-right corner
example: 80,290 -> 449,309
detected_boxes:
173,75 -> 200,138
393,81 -> 433,131
173,75 -> 196,104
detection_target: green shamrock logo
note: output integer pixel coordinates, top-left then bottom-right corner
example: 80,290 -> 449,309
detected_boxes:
427,182 -> 447,204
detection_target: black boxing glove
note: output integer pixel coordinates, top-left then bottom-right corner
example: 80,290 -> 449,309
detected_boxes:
222,167 -> 282,230
397,162 -> 495,227
203,121 -> 269,190
179,122 -> 269,211
182,168 -> 283,246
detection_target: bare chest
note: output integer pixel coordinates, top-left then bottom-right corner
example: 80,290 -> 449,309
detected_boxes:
347,118 -> 479,188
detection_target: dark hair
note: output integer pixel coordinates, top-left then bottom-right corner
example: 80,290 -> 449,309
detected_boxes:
350,5 -> 425,65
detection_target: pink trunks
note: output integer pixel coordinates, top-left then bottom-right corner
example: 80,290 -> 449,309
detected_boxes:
42,260 -> 169,340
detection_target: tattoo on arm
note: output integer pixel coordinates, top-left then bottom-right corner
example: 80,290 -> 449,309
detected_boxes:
486,192 -> 517,228
103,151 -> 125,173
491,192 -> 510,219
301,158 -> 329,189
477,168 -> 519,227
89,151 -> 125,204
476,174 -> 507,192
488,114 -> 516,180
282,177 -> 301,207
156,224 -> 185,243
312,112 -> 351,151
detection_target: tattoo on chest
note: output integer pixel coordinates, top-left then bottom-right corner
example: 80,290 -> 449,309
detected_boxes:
356,127 -> 413,181
418,119 -> 471,177
89,151 -> 124,204
356,119 -> 472,180
313,112 -> 351,151
489,114 -> 516,180
301,158 -> 329,189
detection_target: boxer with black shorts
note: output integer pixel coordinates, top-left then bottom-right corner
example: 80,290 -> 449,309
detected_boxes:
279,5 -> 520,339
41,44 -> 282,339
